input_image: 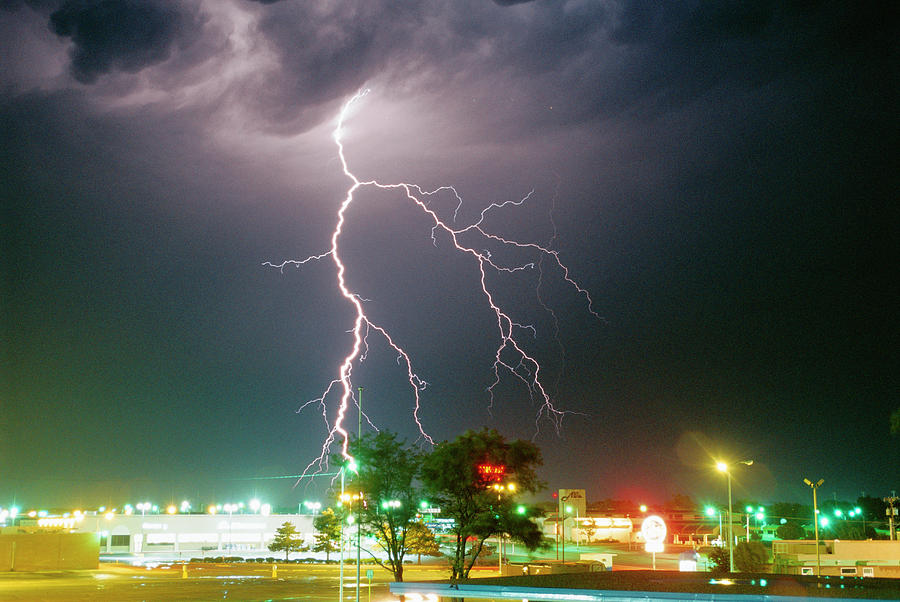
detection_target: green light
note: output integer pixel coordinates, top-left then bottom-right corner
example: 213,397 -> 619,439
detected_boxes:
516,505 -> 526,515
705,506 -> 716,516
834,509 -> 842,517
420,500 -> 429,509
820,516 -> 830,528
757,507 -> 764,513
746,506 -> 753,513
755,512 -> 764,521
565,506 -> 573,513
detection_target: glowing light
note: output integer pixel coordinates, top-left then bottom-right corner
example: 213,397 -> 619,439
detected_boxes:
266,90 -> 598,470
166,505 -> 177,515
716,462 -> 728,473
478,464 -> 506,482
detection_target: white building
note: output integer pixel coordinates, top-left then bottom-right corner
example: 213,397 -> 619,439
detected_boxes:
69,513 -> 316,557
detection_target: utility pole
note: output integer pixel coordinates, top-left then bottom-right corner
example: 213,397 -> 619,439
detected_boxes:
884,494 -> 898,541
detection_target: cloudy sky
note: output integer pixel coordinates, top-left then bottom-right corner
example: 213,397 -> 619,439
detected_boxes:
2,0 -> 897,511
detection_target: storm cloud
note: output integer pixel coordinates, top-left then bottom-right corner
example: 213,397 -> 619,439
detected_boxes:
2,0 -> 897,506
48,0 -> 204,83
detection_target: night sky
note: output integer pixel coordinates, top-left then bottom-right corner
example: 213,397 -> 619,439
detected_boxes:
2,1 -> 897,512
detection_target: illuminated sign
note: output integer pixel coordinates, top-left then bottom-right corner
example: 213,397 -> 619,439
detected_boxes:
641,515 -> 667,553
477,464 -> 506,482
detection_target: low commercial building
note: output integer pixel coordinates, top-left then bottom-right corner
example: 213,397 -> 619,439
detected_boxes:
0,530 -> 99,570
30,513 -> 316,558
773,539 -> 900,578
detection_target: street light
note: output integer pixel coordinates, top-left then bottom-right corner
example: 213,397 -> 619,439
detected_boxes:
716,459 -> 753,573
803,478 -> 824,576
705,506 -> 723,546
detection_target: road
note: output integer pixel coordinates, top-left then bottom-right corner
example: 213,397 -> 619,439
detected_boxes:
0,562 -> 476,601
0,543 -> 697,600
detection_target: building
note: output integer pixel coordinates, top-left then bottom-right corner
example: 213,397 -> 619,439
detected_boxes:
773,539 -> 900,578
20,512 -> 316,558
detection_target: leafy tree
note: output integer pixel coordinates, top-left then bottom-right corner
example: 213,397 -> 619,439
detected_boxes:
706,546 -> 730,575
343,431 -> 424,582
666,493 -> 695,510
832,520 -> 864,540
734,541 -> 768,573
405,521 -> 442,563
581,519 -> 599,543
891,408 -> 900,435
268,521 -> 303,561
775,521 -> 804,540
420,428 -> 546,581
313,508 -> 342,560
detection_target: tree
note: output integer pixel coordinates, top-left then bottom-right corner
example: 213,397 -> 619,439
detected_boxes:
405,521 -> 442,563
268,521 -> 303,561
706,546 -> 730,575
420,428 -> 546,581
891,408 -> 900,435
581,519 -> 599,543
313,508 -> 342,561
342,431 -> 424,582
775,521 -> 804,540
734,541 -> 768,573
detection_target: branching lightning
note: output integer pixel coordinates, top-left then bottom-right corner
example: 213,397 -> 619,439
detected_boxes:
265,90 -> 598,473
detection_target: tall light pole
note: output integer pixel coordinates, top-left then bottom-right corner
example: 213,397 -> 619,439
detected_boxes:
717,460 -> 753,573
355,387 -> 363,602
804,478 -> 824,576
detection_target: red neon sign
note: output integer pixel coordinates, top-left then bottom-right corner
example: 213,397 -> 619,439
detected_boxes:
477,464 -> 506,482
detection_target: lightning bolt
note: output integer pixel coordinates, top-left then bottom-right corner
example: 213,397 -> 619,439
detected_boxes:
265,90 -> 599,473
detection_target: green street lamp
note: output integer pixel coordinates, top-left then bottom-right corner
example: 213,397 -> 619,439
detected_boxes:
705,506 -> 723,545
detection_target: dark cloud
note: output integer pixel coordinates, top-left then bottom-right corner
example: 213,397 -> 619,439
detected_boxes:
48,0 -> 201,83
2,0 -> 897,506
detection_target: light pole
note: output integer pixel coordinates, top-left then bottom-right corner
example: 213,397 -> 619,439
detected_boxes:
705,506 -> 723,546
804,478 -> 824,576
340,468 -> 345,602
717,460 -> 753,573
559,493 -> 574,564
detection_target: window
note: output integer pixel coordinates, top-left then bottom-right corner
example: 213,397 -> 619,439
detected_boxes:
862,567 -> 874,578
111,534 -> 130,547
840,567 -> 857,576
801,567 -> 813,575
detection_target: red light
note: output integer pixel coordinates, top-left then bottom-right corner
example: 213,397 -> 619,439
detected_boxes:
477,464 -> 506,483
